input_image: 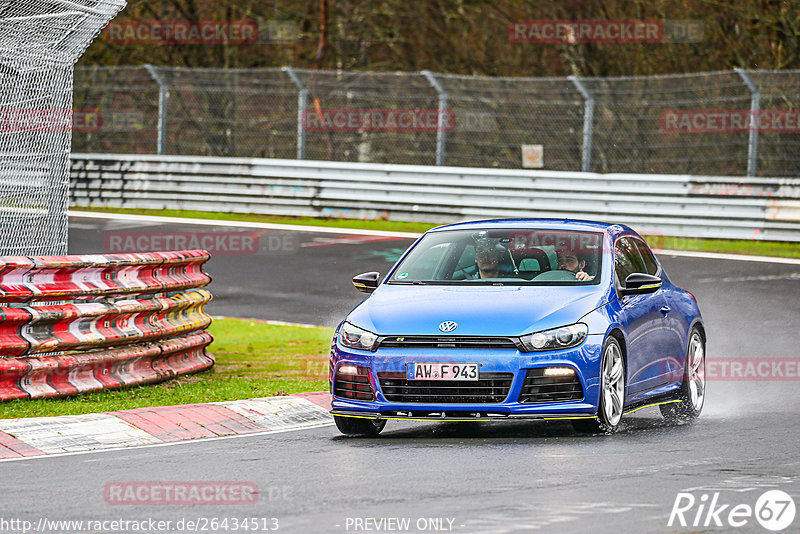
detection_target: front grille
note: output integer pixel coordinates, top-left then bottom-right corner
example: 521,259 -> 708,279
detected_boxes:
377,336 -> 519,350
377,372 -> 513,404
334,367 -> 375,401
518,368 -> 583,403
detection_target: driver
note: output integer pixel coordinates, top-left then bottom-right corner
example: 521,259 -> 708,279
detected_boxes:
556,248 -> 593,281
475,241 -> 507,278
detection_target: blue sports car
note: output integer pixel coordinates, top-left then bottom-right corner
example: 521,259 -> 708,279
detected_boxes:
330,219 -> 706,435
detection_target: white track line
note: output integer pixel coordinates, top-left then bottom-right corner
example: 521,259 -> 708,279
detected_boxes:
652,248 -> 800,265
68,211 -> 420,238
69,211 -> 800,265
0,422 -> 334,463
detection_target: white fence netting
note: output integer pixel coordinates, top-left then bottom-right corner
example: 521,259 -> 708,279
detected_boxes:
0,0 -> 125,255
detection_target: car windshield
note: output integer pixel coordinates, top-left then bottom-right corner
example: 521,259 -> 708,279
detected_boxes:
389,228 -> 603,285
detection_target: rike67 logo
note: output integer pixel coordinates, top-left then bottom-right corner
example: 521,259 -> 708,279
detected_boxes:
669,489 -> 796,531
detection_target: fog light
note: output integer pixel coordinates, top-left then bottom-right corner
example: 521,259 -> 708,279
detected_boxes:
544,367 -> 575,376
338,365 -> 358,375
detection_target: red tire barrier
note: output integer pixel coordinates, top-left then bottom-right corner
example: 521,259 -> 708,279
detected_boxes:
0,250 -> 210,303
0,250 -> 215,401
0,289 -> 212,357
0,331 -> 214,400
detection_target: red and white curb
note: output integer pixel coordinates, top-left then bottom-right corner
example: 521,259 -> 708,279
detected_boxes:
0,392 -> 331,461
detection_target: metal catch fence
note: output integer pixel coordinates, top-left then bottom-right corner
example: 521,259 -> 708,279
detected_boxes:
72,66 -> 800,177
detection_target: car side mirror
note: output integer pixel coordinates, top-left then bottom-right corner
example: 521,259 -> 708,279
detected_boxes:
620,273 -> 662,296
352,272 -> 380,293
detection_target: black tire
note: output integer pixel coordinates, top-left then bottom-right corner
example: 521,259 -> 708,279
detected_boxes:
572,336 -> 626,434
333,415 -> 386,436
660,328 -> 705,423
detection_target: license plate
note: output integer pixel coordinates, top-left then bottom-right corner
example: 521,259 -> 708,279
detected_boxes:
407,362 -> 479,381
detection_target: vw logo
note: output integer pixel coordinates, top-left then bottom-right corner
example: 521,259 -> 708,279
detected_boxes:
438,321 -> 458,333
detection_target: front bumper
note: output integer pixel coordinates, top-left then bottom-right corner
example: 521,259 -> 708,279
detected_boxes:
329,335 -> 606,419
329,410 -> 599,422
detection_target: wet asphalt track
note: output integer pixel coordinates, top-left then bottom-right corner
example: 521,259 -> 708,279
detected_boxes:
2,215 -> 799,533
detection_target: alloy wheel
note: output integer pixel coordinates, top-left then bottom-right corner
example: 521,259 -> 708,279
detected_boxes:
602,341 -> 625,426
686,332 -> 705,412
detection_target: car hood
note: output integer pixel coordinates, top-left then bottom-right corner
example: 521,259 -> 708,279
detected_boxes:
346,284 -> 609,337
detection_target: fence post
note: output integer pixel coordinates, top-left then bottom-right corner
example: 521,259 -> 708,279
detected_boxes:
282,67 -> 307,160
421,70 -> 448,166
735,68 -> 760,177
569,75 -> 595,173
143,64 -> 167,155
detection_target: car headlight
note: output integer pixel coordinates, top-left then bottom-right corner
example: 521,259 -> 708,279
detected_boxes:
519,323 -> 588,352
339,322 -> 379,351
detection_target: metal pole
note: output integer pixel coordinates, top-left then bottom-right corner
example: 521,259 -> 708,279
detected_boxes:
569,75 -> 594,173
735,68 -> 760,177
421,70 -> 448,166
143,64 -> 167,155
282,67 -> 307,160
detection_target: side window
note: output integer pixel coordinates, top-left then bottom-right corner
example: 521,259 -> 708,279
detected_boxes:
614,237 -> 646,284
634,239 -> 660,276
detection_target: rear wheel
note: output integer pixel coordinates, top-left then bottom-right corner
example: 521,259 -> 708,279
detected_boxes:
334,415 -> 386,436
572,336 -> 625,434
660,328 -> 705,423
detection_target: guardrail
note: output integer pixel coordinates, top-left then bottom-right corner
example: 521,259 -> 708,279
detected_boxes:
70,153 -> 800,242
0,251 -> 214,400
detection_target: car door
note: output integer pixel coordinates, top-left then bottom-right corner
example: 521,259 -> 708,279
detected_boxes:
613,237 -> 671,399
633,238 -> 686,384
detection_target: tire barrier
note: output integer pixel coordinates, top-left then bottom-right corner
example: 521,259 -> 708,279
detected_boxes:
0,250 -> 211,303
0,332 -> 213,400
0,289 -> 212,357
0,251 -> 214,400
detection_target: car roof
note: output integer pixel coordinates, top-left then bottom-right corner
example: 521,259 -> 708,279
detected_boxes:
427,218 -> 631,235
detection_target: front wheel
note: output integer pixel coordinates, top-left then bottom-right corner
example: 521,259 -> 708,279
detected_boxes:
572,336 -> 626,434
334,415 -> 386,436
660,328 -> 705,423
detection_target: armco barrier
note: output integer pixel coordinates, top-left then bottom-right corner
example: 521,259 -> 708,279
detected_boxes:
70,153 -> 800,242
0,251 -> 214,400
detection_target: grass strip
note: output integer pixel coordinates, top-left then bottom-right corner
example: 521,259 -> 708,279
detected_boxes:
0,318 -> 333,419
